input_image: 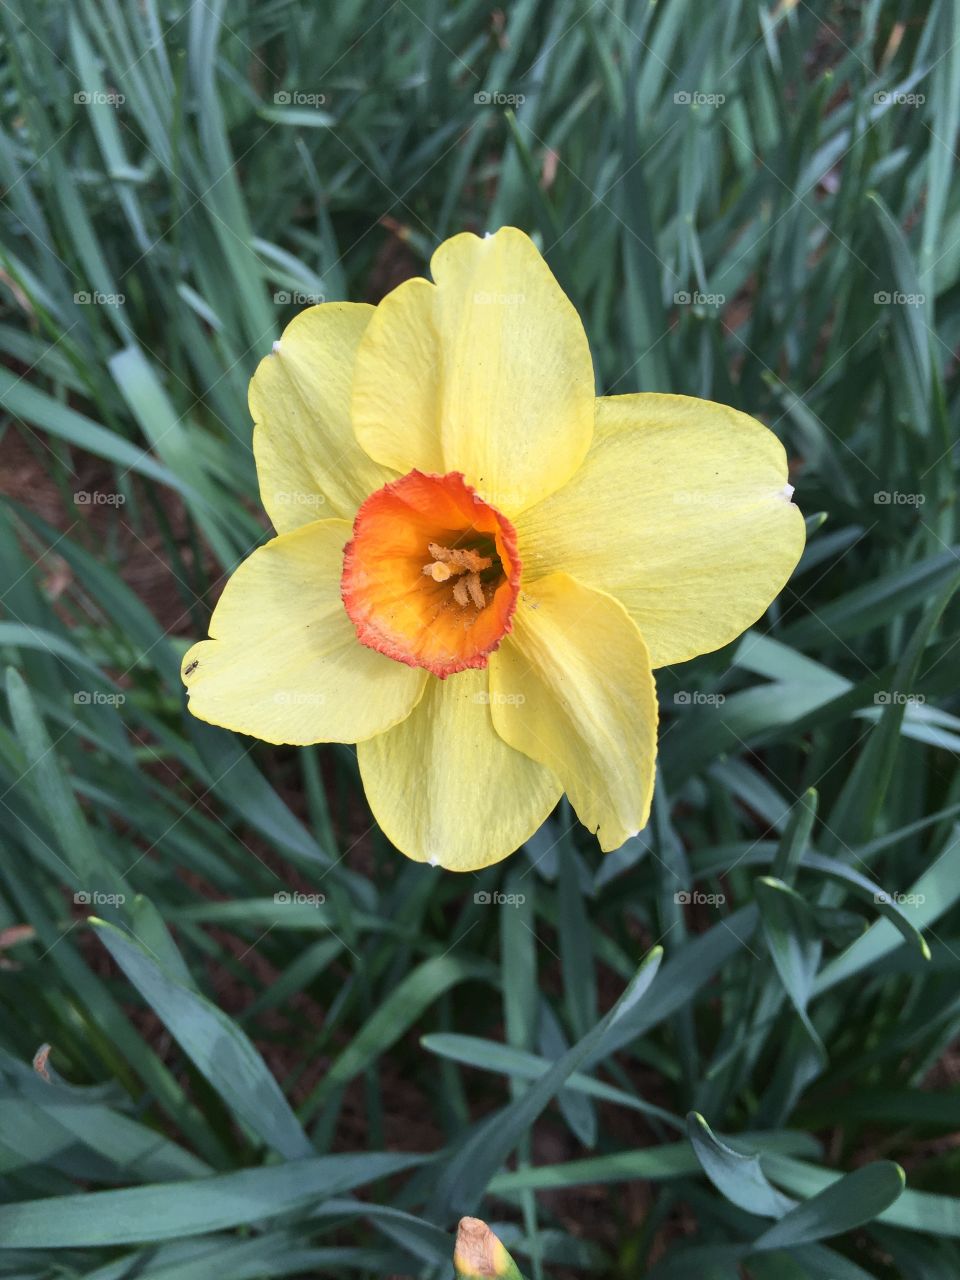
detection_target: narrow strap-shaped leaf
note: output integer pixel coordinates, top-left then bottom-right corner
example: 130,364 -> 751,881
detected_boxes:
431,947 -> 663,1217
752,1161 -> 905,1250
0,1151 -> 424,1247
93,920 -> 313,1161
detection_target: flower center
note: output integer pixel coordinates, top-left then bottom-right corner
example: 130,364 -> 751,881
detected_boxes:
341,470 -> 521,678
421,540 -> 497,609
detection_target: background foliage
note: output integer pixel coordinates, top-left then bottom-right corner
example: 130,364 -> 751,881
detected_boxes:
1,0 -> 959,1276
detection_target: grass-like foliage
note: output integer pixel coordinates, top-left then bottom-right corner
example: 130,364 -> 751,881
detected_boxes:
1,1 -> 959,1276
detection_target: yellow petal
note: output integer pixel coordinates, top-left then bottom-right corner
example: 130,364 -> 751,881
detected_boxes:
182,519 -> 426,744
517,393 -> 805,667
489,575 -> 657,852
350,278 -> 445,478
352,227 -> 595,515
357,667 -> 561,870
250,303 -> 395,530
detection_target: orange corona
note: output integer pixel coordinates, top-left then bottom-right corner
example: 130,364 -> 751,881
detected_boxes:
341,470 -> 521,678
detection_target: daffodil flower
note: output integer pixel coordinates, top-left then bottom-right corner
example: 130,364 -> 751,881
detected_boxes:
181,227 -> 803,870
